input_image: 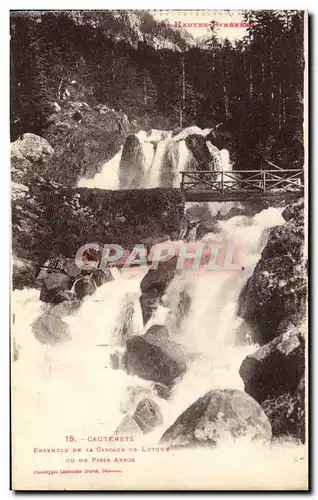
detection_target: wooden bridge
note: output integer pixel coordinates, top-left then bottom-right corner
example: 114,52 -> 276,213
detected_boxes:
180,169 -> 304,202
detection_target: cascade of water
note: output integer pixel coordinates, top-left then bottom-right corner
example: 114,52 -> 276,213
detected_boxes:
77,127 -> 232,190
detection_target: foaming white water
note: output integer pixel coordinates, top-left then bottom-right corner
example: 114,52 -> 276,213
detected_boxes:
78,148 -> 122,189
144,139 -> 168,188
12,207 -> 306,489
220,148 -> 232,171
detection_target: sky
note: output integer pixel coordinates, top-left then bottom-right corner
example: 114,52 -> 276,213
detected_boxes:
151,10 -> 248,42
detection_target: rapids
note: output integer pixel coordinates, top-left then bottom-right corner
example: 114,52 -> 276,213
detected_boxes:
11,205 -> 306,488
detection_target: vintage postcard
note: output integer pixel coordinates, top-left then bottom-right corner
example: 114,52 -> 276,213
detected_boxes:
11,9 -> 308,490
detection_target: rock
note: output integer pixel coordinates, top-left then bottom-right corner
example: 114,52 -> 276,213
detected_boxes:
195,219 -> 221,239
91,268 -> 114,286
185,204 -> 212,224
114,415 -> 143,436
160,389 -> 272,448
38,272 -> 72,304
153,383 -> 171,400
282,198 -> 304,223
11,182 -> 29,201
171,127 -> 183,137
44,100 -> 129,183
144,325 -> 169,342
239,326 -> 305,404
49,101 -> 61,113
185,134 -> 212,170
172,126 -> 205,142
216,207 -> 246,220
159,140 -> 180,188
72,110 -> 83,122
36,257 -> 82,304
12,255 -> 38,289
32,302 -> 76,345
133,398 -> 163,433
139,259 -> 177,325
11,153 -> 33,183
261,376 -> 305,442
11,133 -> 53,164
125,333 -> 186,388
238,199 -> 307,344
73,275 -> 97,300
119,134 -> 144,189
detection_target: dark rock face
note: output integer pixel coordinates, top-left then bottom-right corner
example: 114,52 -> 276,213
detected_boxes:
119,134 -> 145,189
184,204 -> 220,240
36,257 -> 81,304
139,259 -> 178,324
185,134 -> 212,170
90,268 -> 114,287
261,376 -> 305,443
159,140 -> 179,187
239,326 -> 305,405
44,100 -> 129,184
12,175 -> 184,277
125,332 -> 186,388
238,199 -> 306,344
73,275 -> 97,300
160,389 -> 272,448
35,257 -> 114,304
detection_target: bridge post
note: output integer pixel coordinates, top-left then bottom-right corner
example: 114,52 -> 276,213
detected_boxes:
221,170 -> 224,195
263,170 -> 266,194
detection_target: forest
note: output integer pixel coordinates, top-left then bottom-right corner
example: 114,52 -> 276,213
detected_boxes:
10,10 -> 305,171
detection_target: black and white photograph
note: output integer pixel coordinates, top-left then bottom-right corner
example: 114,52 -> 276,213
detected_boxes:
10,9 -> 308,490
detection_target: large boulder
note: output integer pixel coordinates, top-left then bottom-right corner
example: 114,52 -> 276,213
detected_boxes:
125,329 -> 186,388
160,389 -> 271,448
32,301 -> 77,345
239,326 -> 305,404
11,133 -> 53,164
12,255 -> 38,290
238,199 -> 306,344
261,376 -> 305,443
139,259 -> 177,325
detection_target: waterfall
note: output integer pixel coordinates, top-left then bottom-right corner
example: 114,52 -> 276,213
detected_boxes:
77,127 -> 230,190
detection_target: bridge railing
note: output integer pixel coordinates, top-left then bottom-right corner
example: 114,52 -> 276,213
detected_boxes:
180,169 -> 304,196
